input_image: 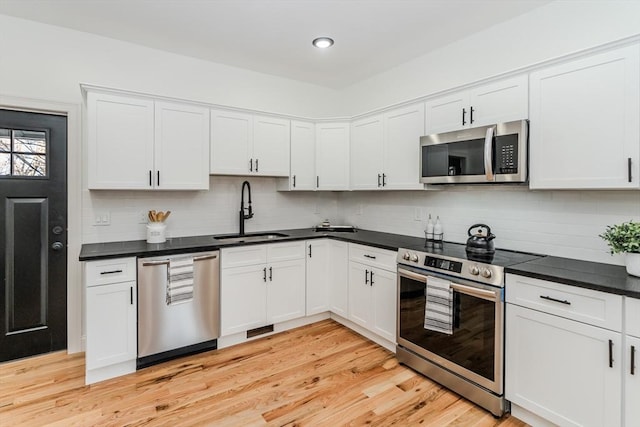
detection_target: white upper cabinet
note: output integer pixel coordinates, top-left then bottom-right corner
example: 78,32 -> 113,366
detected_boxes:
383,103 -> 425,190
351,103 -> 425,190
252,115 -> 290,176
289,120 -> 316,190
210,109 -> 290,177
154,101 -> 210,190
316,122 -> 350,190
87,91 -> 209,190
350,115 -> 384,190
210,109 -> 252,175
425,75 -> 528,135
529,44 -> 640,189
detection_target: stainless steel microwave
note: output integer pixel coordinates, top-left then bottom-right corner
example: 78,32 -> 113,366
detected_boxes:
420,120 -> 528,184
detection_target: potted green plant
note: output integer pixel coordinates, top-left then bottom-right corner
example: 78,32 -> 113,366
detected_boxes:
600,220 -> 640,277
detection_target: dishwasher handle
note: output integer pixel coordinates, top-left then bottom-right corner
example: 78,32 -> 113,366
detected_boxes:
193,253 -> 218,262
141,259 -> 170,267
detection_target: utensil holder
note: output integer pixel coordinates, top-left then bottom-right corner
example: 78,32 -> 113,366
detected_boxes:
147,222 -> 167,244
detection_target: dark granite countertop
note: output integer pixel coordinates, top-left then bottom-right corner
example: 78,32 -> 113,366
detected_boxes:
80,228 -> 640,299
506,256 -> 640,299
78,228 -> 425,261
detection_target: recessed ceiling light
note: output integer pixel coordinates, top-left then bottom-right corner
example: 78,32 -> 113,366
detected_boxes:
312,37 -> 334,49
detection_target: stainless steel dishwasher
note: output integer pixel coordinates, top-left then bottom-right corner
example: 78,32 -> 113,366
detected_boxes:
137,250 -> 220,368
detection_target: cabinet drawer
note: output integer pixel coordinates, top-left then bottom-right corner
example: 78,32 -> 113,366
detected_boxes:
349,243 -> 396,272
85,257 -> 136,286
222,245 -> 267,269
267,241 -> 305,262
626,297 -> 640,338
506,274 -> 622,331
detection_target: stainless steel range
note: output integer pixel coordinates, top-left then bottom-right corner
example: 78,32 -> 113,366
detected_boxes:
396,244 -> 541,417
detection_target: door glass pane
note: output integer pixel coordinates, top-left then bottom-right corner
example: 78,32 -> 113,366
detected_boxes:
0,153 -> 10,175
13,130 -> 46,154
12,154 -> 46,177
0,129 -> 10,151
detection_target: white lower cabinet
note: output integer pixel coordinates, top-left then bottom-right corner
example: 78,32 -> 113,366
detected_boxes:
625,297 -> 640,427
347,244 -> 397,343
506,305 -> 622,427
306,239 -> 348,316
506,274 -> 623,427
626,335 -> 640,427
220,242 -> 305,336
84,257 -> 137,384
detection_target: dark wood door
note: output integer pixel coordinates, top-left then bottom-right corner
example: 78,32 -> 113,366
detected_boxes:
0,109 -> 67,362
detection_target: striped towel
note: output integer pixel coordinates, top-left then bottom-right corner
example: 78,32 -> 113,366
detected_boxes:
166,256 -> 194,305
424,276 -> 453,335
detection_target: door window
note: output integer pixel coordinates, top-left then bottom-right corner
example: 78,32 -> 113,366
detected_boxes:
0,129 -> 47,177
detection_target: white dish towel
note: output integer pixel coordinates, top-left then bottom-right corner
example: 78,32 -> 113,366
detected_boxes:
166,256 -> 194,305
424,275 -> 453,335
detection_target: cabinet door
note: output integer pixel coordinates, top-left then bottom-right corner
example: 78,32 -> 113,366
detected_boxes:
87,92 -> 154,189
290,120 -> 316,190
626,335 -> 640,427
316,123 -> 350,190
370,268 -> 397,343
506,305 -> 622,427
530,45 -> 640,189
468,75 -> 528,127
267,259 -> 306,324
210,109 -> 252,175
350,115 -> 383,190
253,115 -> 290,177
86,282 -> 136,370
221,264 -> 267,335
154,101 -> 210,190
424,91 -> 469,134
348,261 -> 372,328
383,103 -> 425,190
328,240 -> 349,317
306,240 -> 330,315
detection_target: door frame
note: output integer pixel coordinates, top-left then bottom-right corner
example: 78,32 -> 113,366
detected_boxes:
0,95 -> 82,354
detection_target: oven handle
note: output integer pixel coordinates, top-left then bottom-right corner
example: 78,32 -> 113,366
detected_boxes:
398,268 -> 427,283
484,126 -> 495,182
450,283 -> 499,302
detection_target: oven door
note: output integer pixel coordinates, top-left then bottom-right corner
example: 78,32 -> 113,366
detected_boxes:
397,266 -> 504,394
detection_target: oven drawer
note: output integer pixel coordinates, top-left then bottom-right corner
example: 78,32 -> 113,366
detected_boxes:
505,274 -> 622,332
349,243 -> 396,271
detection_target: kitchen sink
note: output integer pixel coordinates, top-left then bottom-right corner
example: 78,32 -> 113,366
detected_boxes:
214,232 -> 289,243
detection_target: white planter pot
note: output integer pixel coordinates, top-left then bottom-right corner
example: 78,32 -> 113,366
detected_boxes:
626,252 -> 640,278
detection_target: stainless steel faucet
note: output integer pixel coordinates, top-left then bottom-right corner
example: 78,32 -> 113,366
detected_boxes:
239,180 -> 253,235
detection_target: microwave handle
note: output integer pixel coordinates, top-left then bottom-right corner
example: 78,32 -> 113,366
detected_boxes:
484,126 -> 495,181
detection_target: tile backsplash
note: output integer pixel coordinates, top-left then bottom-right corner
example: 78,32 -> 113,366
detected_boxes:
81,176 -> 338,244
337,187 -> 640,266
83,180 -> 640,266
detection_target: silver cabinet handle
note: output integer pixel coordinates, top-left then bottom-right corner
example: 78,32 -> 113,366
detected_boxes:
193,254 -> 218,262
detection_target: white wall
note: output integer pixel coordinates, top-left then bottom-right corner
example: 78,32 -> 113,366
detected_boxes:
83,176 -> 338,244
0,14 -> 342,118
342,0 -> 640,114
337,188 -> 640,265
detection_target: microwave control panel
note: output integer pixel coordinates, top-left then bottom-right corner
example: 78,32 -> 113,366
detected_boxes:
495,135 -> 518,175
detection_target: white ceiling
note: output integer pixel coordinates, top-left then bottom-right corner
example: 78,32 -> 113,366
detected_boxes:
0,0 -> 552,89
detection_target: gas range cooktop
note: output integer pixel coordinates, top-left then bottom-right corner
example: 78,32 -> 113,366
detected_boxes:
397,242 -> 544,287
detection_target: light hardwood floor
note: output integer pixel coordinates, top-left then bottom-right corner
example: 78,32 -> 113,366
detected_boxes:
0,320 -> 528,426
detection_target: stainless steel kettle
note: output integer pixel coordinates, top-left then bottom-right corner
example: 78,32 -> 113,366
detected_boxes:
466,224 -> 496,254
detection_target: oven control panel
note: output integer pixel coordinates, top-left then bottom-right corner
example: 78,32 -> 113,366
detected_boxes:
424,256 -> 462,273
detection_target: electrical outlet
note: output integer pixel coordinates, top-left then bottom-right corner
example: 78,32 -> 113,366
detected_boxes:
93,211 -> 111,226
138,211 -> 149,224
414,207 -> 422,221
